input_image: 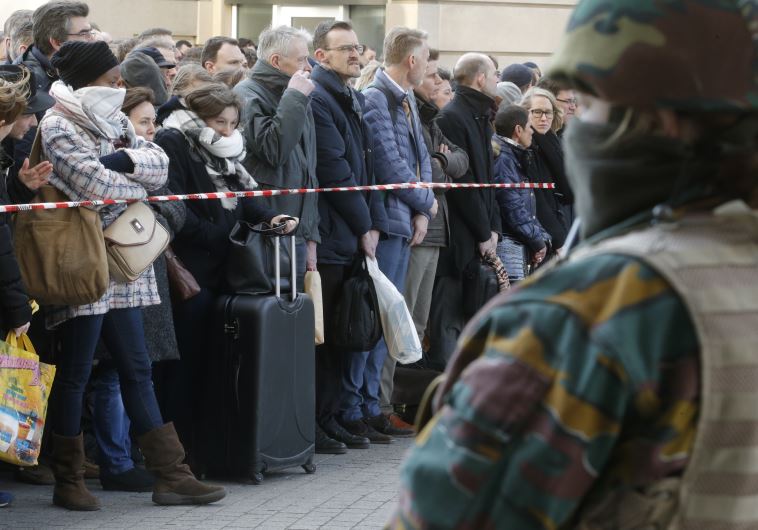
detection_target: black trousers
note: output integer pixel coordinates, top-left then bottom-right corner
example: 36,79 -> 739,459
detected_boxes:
315,263 -> 351,426
427,275 -> 464,372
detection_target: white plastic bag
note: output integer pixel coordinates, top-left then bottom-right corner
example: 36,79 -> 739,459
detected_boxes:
366,256 -> 422,365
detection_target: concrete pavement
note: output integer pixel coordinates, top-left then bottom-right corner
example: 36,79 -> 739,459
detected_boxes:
0,438 -> 413,529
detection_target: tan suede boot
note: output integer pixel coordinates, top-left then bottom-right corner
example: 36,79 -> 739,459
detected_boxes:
138,423 -> 226,506
51,433 -> 101,511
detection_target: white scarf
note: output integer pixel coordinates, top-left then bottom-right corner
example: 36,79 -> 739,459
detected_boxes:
48,82 -> 136,154
163,107 -> 257,210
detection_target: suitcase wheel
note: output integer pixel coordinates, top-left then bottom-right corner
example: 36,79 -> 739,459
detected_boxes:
251,472 -> 264,485
302,461 -> 316,474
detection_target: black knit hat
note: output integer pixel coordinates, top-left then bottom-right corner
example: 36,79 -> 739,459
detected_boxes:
51,41 -> 119,90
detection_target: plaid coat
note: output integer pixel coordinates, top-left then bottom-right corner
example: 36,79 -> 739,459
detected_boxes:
40,111 -> 169,328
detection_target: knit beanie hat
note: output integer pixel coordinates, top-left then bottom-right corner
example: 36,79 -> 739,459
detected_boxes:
496,81 -> 523,106
51,41 -> 119,90
500,63 -> 533,89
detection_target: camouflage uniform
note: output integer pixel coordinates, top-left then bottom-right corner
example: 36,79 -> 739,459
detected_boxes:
388,1 -> 758,529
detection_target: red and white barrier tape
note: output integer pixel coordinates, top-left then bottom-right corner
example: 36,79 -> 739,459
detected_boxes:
0,181 -> 555,214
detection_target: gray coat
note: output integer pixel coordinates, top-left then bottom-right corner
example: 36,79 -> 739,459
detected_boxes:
235,61 -> 320,243
143,191 -> 186,362
414,93 -> 469,247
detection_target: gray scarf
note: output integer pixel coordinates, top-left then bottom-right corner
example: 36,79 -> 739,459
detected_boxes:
249,60 -> 290,95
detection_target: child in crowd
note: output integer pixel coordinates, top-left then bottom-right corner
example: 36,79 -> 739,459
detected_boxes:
491,104 -> 550,282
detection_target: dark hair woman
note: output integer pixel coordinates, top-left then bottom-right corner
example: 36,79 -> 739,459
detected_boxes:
154,82 -> 295,457
121,86 -> 156,141
40,40 -> 225,511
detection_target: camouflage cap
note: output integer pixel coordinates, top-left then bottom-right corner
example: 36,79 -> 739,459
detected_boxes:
548,0 -> 758,111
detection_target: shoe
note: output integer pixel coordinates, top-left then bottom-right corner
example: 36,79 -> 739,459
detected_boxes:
0,491 -> 12,508
138,423 -> 226,506
51,433 -> 101,511
322,420 -> 370,449
82,459 -> 100,480
15,463 -> 55,485
367,412 -> 414,438
364,414 -> 413,438
386,413 -> 416,437
340,419 -> 394,445
100,466 -> 155,492
315,425 -> 347,455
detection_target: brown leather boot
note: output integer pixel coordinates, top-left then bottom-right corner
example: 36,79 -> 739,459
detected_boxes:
51,434 -> 101,511
14,463 -> 55,485
138,423 -> 226,506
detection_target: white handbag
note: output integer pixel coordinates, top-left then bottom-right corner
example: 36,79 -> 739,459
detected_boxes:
103,201 -> 169,283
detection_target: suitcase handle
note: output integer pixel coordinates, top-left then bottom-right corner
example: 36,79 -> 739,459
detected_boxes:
274,234 -> 297,302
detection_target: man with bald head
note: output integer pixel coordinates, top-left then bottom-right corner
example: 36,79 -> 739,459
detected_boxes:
428,53 -> 502,365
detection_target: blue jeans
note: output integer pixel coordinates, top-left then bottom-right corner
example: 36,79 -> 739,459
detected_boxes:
92,362 -> 133,475
55,308 -> 163,438
341,235 -> 410,421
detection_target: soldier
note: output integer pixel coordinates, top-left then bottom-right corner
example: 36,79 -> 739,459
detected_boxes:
388,0 -> 758,528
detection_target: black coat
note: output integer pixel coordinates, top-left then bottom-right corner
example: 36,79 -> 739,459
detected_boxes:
0,138 -> 35,205
529,131 -> 571,249
0,149 -> 32,333
434,86 -> 501,275
10,46 -> 58,186
310,65 -> 388,265
154,128 -> 277,291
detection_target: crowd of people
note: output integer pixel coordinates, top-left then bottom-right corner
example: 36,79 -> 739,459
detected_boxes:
0,0 -> 579,511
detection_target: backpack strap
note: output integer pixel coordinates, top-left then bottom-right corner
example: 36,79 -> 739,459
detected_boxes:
367,82 -> 398,126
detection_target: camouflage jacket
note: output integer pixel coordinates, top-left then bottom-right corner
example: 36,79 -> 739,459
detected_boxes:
389,252 -> 699,529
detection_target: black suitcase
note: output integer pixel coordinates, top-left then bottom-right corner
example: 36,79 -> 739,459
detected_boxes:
205,235 -> 316,484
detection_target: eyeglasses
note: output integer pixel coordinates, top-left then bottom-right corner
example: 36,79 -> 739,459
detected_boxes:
557,97 -> 578,106
324,44 -> 364,54
67,29 -> 96,39
530,109 -> 554,119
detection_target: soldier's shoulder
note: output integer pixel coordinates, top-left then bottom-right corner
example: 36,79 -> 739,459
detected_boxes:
497,251 -> 694,352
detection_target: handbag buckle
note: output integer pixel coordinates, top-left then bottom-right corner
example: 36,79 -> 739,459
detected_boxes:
130,218 -> 145,233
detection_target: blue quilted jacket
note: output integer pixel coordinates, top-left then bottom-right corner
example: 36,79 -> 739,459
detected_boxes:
492,135 -> 550,252
363,69 -> 434,238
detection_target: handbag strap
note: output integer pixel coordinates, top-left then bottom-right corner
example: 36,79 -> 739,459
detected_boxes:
246,216 -> 298,237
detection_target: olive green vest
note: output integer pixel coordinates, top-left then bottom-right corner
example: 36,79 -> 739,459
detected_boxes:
571,201 -> 758,530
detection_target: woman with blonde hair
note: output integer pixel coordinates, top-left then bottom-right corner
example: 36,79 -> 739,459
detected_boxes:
521,86 -> 573,253
354,59 -> 382,91
170,63 -> 213,96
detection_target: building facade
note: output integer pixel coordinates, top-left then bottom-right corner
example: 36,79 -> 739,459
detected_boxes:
2,0 -> 578,70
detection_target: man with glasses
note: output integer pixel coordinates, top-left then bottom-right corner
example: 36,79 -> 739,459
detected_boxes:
234,25 -> 321,314
537,76 -> 580,134
19,0 -> 92,100
309,20 -> 389,453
